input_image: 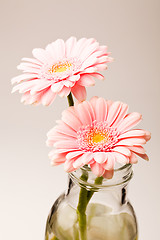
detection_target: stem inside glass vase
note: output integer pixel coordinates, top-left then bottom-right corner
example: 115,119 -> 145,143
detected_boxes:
76,171 -> 88,240
76,172 -> 103,240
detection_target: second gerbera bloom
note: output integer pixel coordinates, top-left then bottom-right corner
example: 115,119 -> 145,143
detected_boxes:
47,97 -> 151,177
11,37 -> 111,106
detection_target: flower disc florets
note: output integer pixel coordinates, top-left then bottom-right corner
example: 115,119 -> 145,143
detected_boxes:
40,58 -> 82,81
77,121 -> 119,152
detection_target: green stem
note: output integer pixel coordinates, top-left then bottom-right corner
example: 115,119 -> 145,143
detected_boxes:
67,92 -> 74,107
87,176 -> 103,204
76,172 -> 88,240
77,174 -> 103,240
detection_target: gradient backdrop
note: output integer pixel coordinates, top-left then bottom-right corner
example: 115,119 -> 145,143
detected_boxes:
1,0 -> 159,239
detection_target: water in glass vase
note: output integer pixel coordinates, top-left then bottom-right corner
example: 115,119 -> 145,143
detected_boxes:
45,164 -> 138,240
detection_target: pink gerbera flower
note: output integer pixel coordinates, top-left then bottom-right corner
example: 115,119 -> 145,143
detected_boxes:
11,37 -> 112,106
47,97 -> 151,178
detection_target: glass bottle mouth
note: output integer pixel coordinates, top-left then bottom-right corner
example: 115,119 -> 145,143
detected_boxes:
69,164 -> 133,191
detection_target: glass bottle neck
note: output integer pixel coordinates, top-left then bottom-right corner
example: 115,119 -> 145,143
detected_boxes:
69,164 -> 133,191
66,164 -> 133,209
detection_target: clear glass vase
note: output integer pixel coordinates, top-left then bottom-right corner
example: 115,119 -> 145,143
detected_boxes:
45,164 -> 138,240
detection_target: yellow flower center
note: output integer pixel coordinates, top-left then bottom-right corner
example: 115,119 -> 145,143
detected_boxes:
85,129 -> 109,146
92,132 -> 106,143
48,61 -> 72,74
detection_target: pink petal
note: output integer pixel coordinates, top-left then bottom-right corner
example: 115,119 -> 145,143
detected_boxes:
73,155 -> 85,168
12,80 -> 40,93
47,131 -> 75,146
17,62 -> 41,71
47,126 -> 57,137
49,153 -> 66,166
90,162 -> 105,177
52,39 -> 65,61
47,126 -> 59,136
11,73 -> 37,84
76,102 -> 92,125
80,66 -> 97,74
76,99 -> 95,122
20,91 -> 30,103
96,56 -> 109,64
129,152 -> 138,164
71,38 -> 88,57
76,38 -> 96,58
112,146 -> 131,157
97,45 -> 108,54
103,170 -> 114,179
116,112 -> 142,133
53,121 -> 77,137
22,57 -> 42,65
63,80 -> 75,88
21,91 -> 43,105
78,75 -> 95,86
71,84 -> 86,101
46,139 -> 55,147
66,151 -> 83,160
106,101 -> 122,126
47,39 -> 65,61
51,158 -> 66,166
112,103 -> 128,127
64,159 -> 76,172
113,152 -> 129,164
30,81 -> 52,94
64,105 -> 76,115
89,96 -> 98,108
90,73 -> 104,80
118,129 -> 147,140
32,48 -> 50,63
55,148 -> 75,154
47,133 -> 76,145
65,37 -> 77,58
83,101 -> 95,122
93,152 -> 107,164
81,152 -> 94,164
95,63 -> 108,71
54,140 -> 78,149
48,149 -> 56,157
45,43 -> 58,61
81,55 -> 97,70
79,42 -> 99,62
51,82 -> 64,93
144,130 -> 151,142
58,86 -> 71,97
67,75 -> 80,82
89,96 -> 99,118
103,153 -> 115,170
134,152 -> 149,161
116,138 -> 146,147
128,146 -> 146,154
41,88 -> 56,106
95,97 -> 108,122
17,65 -> 40,73
62,109 -> 82,131
107,100 -> 113,110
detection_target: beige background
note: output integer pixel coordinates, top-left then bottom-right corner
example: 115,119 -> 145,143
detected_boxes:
0,0 -> 159,239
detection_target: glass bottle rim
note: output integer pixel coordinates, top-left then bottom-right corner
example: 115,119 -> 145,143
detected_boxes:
69,164 -> 133,190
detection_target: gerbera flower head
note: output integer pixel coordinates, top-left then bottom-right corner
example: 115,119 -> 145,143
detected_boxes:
47,97 -> 151,178
11,37 -> 112,106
